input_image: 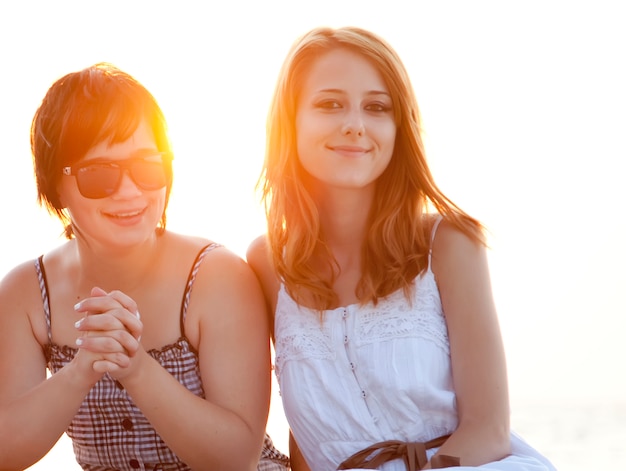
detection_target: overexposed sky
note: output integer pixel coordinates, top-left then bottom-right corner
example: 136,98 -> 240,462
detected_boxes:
3,2 -> 625,469
2,0 -> 624,412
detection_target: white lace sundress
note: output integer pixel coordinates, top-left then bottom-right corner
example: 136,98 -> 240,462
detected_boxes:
273,219 -> 556,471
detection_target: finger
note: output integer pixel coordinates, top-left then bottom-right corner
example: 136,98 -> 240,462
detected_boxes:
74,286 -> 110,313
75,307 -> 143,342
92,354 -> 131,374
91,286 -> 108,297
75,313 -> 125,332
104,289 -> 139,318
75,291 -> 142,340
75,316 -> 142,347
92,361 -> 118,374
76,330 -> 140,355
74,295 -> 124,315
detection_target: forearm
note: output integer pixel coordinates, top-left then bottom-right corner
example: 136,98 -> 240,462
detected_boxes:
121,353 -> 264,471
0,365 -> 95,470
426,420 -> 511,468
289,431 -> 312,471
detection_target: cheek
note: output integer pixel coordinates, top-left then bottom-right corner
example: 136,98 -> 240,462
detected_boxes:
295,122 -> 315,170
57,179 -> 75,209
384,122 -> 397,147
296,146 -> 313,177
65,201 -> 98,230
57,181 -> 86,212
379,125 -> 397,170
154,188 -> 168,213
295,114 -> 310,150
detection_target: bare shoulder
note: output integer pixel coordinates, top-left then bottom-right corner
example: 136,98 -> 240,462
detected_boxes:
160,231 -> 259,302
431,218 -> 487,278
163,231 -> 215,255
0,258 -> 39,289
178,233 -> 260,296
0,259 -> 46,304
246,234 -> 275,286
246,235 -> 270,272
246,235 -> 280,307
181,234 -> 267,335
430,217 -> 496,326
161,231 -> 247,272
0,259 -> 48,347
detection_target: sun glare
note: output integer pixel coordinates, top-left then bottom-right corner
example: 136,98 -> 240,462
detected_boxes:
3,2 -> 624,470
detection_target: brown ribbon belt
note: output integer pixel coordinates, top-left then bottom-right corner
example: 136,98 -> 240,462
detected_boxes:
337,434 -> 460,470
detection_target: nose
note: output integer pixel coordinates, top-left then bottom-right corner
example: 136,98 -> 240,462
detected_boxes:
341,108 -> 365,137
113,169 -> 142,198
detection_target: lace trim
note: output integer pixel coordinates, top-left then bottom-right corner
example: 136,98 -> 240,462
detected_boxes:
274,290 -> 336,378
274,269 -> 450,377
355,272 -> 449,352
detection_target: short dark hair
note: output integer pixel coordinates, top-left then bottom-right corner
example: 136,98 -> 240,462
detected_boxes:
30,62 -> 173,237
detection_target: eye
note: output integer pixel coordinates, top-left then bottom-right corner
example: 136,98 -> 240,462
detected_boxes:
141,153 -> 167,164
365,102 -> 391,112
315,99 -> 342,110
79,161 -> 119,173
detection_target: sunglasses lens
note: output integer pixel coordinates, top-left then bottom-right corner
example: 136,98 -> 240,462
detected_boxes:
73,156 -> 169,199
76,164 -> 122,199
130,160 -> 168,190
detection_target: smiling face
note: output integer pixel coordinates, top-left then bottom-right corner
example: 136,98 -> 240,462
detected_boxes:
58,119 -> 167,251
295,47 -> 397,194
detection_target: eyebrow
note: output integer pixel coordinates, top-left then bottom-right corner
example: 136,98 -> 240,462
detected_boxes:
316,88 -> 391,97
83,149 -> 163,163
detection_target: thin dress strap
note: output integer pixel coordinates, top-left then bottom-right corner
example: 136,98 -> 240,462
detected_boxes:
179,243 -> 222,336
34,256 -> 53,344
428,215 -> 444,269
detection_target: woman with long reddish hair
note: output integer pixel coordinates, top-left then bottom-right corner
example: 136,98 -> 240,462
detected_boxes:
248,26 -> 555,471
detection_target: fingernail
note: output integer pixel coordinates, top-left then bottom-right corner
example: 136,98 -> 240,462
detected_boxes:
74,319 -> 83,328
74,301 -> 82,311
136,311 -> 141,320
76,337 -> 83,346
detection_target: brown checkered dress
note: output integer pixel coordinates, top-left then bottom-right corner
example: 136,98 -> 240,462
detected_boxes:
36,244 -> 289,470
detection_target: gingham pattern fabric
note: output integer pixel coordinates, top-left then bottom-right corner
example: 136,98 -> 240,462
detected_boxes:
35,244 -> 290,471
258,434 -> 290,471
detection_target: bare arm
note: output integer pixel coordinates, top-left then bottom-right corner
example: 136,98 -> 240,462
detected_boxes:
427,221 -> 511,467
246,235 -> 280,334
95,247 -> 271,471
289,430 -> 312,471
0,263 -> 107,470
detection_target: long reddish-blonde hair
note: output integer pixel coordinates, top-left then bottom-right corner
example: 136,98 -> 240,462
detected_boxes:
259,26 -> 484,309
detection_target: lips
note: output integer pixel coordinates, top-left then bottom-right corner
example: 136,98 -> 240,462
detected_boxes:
328,145 -> 371,157
104,207 -> 146,218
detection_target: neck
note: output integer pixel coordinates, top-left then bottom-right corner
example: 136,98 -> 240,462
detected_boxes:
71,232 -> 162,293
317,187 -> 372,245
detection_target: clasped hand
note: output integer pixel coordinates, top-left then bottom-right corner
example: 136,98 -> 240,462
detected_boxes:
74,287 -> 143,378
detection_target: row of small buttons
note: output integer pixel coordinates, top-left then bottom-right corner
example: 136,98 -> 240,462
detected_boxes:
113,380 -> 142,467
341,308 -> 367,400
114,379 -> 157,469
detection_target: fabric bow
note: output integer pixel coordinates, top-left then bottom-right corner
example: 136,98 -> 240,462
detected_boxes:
337,435 -> 460,470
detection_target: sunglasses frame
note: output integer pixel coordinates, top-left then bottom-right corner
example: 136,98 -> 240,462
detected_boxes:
62,151 -> 172,199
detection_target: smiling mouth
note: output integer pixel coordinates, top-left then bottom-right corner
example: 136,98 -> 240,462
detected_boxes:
106,208 -> 145,218
328,145 -> 372,158
330,145 -> 369,153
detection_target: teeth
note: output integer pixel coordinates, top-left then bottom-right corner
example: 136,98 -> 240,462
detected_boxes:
112,209 -> 143,218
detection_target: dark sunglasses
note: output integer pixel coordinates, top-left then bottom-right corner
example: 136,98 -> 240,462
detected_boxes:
62,152 -> 172,199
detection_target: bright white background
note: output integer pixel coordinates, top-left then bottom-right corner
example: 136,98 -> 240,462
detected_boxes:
1,1 -> 624,469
